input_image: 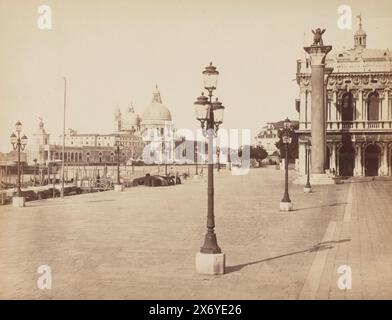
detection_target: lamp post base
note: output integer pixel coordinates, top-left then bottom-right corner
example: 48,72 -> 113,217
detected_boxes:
12,196 -> 25,207
196,252 -> 225,275
304,186 -> 312,193
114,184 -> 124,192
279,201 -> 293,212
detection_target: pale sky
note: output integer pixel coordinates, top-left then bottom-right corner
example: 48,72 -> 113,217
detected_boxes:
1,0 -> 391,152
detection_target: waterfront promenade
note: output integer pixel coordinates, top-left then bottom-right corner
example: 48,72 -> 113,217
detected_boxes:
1,168 -> 392,299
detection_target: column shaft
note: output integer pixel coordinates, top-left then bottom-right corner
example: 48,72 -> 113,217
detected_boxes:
310,65 -> 325,174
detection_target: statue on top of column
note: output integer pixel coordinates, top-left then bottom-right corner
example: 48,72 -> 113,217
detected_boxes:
311,28 -> 326,46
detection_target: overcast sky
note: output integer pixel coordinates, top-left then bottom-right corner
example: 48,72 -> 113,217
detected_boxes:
1,0 -> 391,152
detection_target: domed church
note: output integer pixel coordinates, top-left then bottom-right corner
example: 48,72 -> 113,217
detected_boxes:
140,85 -> 175,164
140,85 -> 172,136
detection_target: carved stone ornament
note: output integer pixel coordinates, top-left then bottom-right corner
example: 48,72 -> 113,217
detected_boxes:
353,78 -> 361,85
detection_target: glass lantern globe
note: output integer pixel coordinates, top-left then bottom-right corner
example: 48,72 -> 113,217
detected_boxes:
10,133 -> 17,145
202,62 -> 219,90
212,98 -> 224,124
15,121 -> 22,133
283,117 -> 291,129
21,135 -> 28,146
194,92 -> 209,121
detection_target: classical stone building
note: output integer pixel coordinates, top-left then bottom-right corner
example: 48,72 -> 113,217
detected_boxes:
255,120 -> 299,157
296,19 -> 392,177
255,123 -> 280,157
27,117 -> 144,165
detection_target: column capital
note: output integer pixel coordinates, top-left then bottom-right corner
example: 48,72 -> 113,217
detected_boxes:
304,45 -> 333,66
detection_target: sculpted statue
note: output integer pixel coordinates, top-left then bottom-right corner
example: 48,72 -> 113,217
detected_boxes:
38,117 -> 44,129
312,28 -> 326,46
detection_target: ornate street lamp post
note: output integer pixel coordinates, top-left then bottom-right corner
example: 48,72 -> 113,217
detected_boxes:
10,121 -> 28,207
304,140 -> 312,193
194,62 -> 225,275
162,138 -> 168,176
52,162 -> 57,199
114,135 -> 124,192
194,143 -> 199,176
279,118 -> 293,211
33,158 -> 38,187
216,146 -> 221,172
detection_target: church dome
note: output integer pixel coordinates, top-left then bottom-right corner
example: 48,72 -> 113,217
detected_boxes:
355,29 -> 366,37
141,86 -> 172,122
127,106 -> 140,125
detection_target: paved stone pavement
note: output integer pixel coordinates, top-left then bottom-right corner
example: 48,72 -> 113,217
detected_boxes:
0,168 -> 392,299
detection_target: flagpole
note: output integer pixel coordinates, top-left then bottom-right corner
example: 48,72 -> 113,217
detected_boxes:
61,77 -> 66,198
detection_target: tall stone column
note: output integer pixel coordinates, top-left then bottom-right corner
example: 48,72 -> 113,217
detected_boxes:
305,41 -> 332,174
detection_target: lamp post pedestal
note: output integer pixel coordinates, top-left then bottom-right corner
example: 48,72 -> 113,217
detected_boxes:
114,184 -> 124,192
279,201 -> 293,211
304,186 -> 312,193
12,196 -> 25,207
195,252 -> 225,275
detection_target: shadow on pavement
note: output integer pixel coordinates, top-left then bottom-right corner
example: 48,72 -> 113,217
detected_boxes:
225,238 -> 351,275
293,202 -> 347,211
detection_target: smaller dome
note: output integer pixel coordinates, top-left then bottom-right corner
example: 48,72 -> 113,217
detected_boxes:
355,29 -> 366,37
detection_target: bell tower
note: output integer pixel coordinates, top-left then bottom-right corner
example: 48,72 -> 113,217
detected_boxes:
114,107 -> 122,132
354,14 -> 367,50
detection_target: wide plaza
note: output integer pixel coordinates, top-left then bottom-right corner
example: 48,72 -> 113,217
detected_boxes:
1,167 -> 392,299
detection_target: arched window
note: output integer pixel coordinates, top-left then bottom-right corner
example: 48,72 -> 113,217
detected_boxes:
368,92 -> 379,120
341,92 -> 354,121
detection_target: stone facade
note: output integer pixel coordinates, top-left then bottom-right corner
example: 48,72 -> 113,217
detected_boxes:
296,20 -> 392,177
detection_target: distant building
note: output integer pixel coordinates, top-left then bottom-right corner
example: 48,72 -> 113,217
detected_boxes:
255,123 -> 280,156
27,115 -> 144,165
0,151 -> 27,166
255,120 -> 299,157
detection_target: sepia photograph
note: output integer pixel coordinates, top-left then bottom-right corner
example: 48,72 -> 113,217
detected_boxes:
1,0 -> 392,312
